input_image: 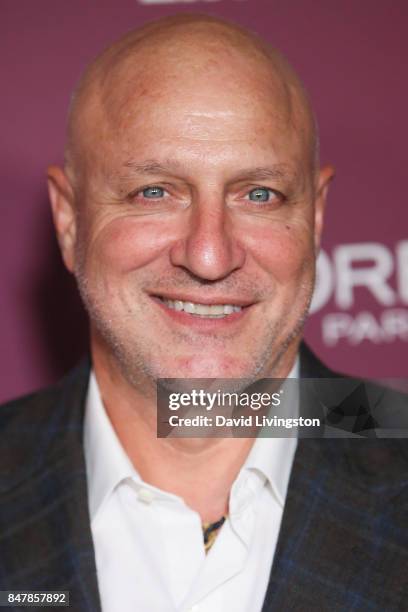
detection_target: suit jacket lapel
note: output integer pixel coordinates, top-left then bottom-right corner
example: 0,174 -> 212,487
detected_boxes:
0,359 -> 101,612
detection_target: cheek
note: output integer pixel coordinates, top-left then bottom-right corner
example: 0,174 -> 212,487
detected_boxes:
243,220 -> 315,283
84,216 -> 171,273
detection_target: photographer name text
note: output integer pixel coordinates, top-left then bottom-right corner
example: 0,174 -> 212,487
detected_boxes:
168,415 -> 320,428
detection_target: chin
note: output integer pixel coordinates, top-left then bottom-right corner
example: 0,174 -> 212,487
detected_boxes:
158,354 -> 257,380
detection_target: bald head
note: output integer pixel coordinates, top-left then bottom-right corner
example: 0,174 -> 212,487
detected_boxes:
65,14 -> 318,183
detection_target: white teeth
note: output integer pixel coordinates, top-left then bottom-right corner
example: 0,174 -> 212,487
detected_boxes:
209,305 -> 224,315
184,302 -> 196,314
159,298 -> 243,317
195,304 -> 210,315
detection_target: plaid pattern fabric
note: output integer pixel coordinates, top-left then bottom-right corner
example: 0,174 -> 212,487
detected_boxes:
261,437 -> 408,611
0,345 -> 407,611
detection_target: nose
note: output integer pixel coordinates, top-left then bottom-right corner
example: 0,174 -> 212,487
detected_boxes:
169,198 -> 246,281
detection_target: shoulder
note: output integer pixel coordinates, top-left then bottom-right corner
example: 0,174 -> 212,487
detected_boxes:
0,359 -> 91,491
299,342 -> 408,476
0,358 -> 90,430
0,382 -> 64,429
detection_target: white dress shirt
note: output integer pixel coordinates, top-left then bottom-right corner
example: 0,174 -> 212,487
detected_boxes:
84,364 -> 298,612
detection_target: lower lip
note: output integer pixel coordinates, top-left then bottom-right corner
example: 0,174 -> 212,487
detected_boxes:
151,297 -> 250,329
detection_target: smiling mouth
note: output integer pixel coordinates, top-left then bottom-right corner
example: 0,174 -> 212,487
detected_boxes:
156,296 -> 244,318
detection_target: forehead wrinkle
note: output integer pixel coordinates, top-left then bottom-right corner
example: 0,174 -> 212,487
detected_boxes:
123,161 -> 293,178
120,159 -> 298,186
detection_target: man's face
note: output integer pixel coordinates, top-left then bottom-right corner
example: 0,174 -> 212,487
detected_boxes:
57,53 -> 330,386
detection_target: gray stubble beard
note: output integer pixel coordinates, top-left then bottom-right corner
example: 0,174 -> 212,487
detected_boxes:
74,249 -> 315,396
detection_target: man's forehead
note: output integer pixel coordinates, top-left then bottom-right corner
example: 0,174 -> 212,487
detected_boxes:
95,33 -> 293,125
66,15 -> 317,177
101,83 -> 293,142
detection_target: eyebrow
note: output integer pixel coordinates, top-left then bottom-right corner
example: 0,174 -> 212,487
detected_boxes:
122,159 -> 183,174
122,159 -> 296,182
230,166 -> 295,182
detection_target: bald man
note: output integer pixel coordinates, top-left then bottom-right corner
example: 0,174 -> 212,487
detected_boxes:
1,14 -> 407,612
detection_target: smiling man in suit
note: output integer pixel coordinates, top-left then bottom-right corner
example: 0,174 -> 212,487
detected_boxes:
1,13 -> 407,612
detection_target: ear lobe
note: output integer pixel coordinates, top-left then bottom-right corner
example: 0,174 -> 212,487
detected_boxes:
47,166 -> 77,273
314,164 -> 335,254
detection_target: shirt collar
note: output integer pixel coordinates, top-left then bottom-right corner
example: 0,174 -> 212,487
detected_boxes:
240,357 -> 299,507
84,371 -> 137,520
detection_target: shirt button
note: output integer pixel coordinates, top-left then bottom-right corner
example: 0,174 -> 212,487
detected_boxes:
137,488 -> 154,504
187,606 -> 199,612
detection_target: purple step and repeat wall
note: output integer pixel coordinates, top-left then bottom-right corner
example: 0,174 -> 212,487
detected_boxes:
1,0 -> 407,403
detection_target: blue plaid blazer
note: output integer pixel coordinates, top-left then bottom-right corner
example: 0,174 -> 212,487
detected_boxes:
0,344 -> 407,611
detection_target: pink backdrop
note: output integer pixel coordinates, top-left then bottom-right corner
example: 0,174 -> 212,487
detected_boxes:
1,0 -> 407,403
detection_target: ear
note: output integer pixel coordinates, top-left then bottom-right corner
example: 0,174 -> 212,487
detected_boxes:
47,166 -> 77,273
314,164 -> 335,253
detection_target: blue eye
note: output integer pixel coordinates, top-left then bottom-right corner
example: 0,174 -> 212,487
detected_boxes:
142,186 -> 165,198
248,187 -> 272,202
